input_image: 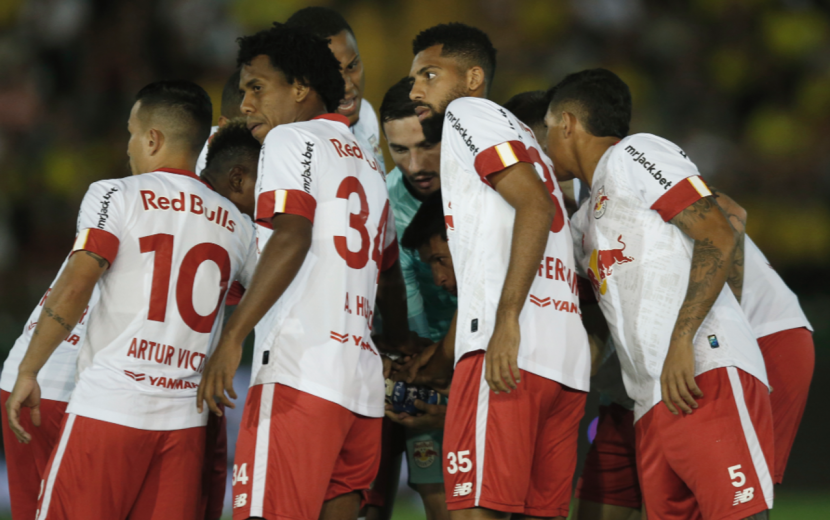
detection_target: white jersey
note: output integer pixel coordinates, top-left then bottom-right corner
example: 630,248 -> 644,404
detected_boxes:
0,258 -> 101,401
351,99 -> 386,174
252,114 -> 396,418
440,97 -> 591,391
570,133 -> 767,421
194,125 -> 220,176
66,168 -> 256,431
743,235 -> 812,338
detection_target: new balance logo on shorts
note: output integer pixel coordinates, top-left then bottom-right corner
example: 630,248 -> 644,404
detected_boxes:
233,494 -> 248,508
453,483 -> 473,497
733,487 -> 754,506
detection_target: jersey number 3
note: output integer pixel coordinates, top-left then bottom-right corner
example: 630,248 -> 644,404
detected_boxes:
140,234 -> 231,333
333,176 -> 390,270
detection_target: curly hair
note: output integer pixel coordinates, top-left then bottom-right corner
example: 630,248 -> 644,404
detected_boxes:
412,23 -> 497,95
201,120 -> 261,188
237,23 -> 345,113
546,69 -> 631,139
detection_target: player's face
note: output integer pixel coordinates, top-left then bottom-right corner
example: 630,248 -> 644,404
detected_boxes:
383,116 -> 441,198
211,158 -> 258,219
419,235 -> 457,296
544,108 -> 576,182
240,55 -> 299,144
409,45 -> 468,142
127,101 -> 149,176
328,30 -> 364,126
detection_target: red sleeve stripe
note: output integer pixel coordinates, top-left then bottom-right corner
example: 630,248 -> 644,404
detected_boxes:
72,228 -> 119,266
256,189 -> 317,225
381,240 -> 400,272
650,176 -> 712,222
473,140 -> 532,185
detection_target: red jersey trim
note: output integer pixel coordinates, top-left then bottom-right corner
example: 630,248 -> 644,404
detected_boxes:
157,167 -> 215,191
256,189 -> 317,226
651,176 -> 712,222
225,281 -> 246,306
381,240 -> 400,272
313,113 -> 351,127
474,140 -> 532,187
72,228 -> 120,266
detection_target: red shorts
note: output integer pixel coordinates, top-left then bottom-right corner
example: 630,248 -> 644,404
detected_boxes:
232,383 -> 382,520
201,408 -> 228,520
758,327 -> 814,483
364,417 -> 406,508
443,352 -> 587,517
0,391 -> 67,520
636,367 -> 774,520
37,414 -> 206,520
576,403 -> 641,509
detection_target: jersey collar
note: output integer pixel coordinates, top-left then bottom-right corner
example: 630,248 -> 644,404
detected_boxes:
313,113 -> 350,127
157,167 -> 215,191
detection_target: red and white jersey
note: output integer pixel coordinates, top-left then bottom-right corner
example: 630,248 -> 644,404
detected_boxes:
0,258 -> 100,401
194,125 -> 219,176
66,168 -> 256,431
351,99 -> 386,174
440,97 -> 590,391
252,114 -> 396,418
743,235 -> 812,338
570,133 -> 767,421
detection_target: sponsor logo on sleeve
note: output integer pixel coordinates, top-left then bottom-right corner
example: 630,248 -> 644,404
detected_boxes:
623,144 -> 674,190
300,141 -> 314,193
587,235 -> 634,296
445,111 -> 479,154
97,186 -> 119,229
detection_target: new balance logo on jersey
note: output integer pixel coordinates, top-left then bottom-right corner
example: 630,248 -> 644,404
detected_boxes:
733,487 -> 754,505
233,494 -> 248,508
624,145 -> 674,190
453,483 -> 473,497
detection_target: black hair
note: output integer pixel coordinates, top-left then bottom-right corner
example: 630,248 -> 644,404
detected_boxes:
503,90 -> 547,130
412,23 -> 497,94
135,80 -> 213,156
236,23 -> 345,113
380,77 -> 417,125
545,68 -> 631,139
201,120 -> 261,188
401,191 -> 447,251
221,69 -> 244,119
286,6 -> 354,38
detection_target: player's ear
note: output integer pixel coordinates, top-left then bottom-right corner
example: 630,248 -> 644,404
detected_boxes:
147,128 -> 164,156
466,66 -> 485,94
293,80 -> 311,104
561,112 -> 577,140
228,166 -> 245,193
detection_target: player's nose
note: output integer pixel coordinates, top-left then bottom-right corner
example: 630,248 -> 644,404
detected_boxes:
240,93 -> 255,115
409,80 -> 424,102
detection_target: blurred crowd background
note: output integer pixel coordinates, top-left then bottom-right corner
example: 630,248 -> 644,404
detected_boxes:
0,0 -> 828,513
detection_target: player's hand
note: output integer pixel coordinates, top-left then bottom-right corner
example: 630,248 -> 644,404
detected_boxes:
6,373 -> 42,443
660,338 -> 703,415
385,400 -> 447,431
197,334 -> 243,416
485,318 -> 521,393
393,342 -> 438,384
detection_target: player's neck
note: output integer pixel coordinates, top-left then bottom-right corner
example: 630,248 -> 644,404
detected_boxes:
143,154 -> 196,175
295,99 -> 329,122
577,137 -> 618,189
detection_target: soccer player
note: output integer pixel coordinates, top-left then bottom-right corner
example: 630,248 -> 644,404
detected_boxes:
408,23 -> 591,519
287,6 -> 386,172
375,77 -> 454,520
195,69 -> 246,176
5,80 -> 257,519
547,68 -> 773,520
197,24 -> 408,520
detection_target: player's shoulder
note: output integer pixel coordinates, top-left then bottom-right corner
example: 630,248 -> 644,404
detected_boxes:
611,133 -> 690,163
445,96 -> 501,117
263,116 -> 350,150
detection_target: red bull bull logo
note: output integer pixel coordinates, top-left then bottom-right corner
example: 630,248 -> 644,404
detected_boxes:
594,186 -> 610,218
412,440 -> 439,468
587,235 -> 634,296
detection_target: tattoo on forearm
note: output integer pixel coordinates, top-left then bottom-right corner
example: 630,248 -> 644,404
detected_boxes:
42,307 -> 74,333
727,233 -> 745,302
84,251 -> 108,268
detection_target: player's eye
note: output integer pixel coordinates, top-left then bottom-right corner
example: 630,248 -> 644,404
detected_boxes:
348,58 -> 360,70
426,72 -> 436,80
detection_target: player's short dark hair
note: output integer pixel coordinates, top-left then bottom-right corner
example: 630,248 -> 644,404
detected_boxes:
503,90 -> 547,130
546,68 -> 631,139
380,77 -> 417,126
221,69 -> 243,119
201,120 -> 261,188
236,23 -> 345,113
135,80 -> 213,156
412,23 -> 497,94
401,191 -> 446,251
286,6 -> 354,39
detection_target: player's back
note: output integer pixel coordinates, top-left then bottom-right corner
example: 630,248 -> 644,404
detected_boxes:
440,97 -> 590,392
68,168 -> 255,430
252,114 -> 394,417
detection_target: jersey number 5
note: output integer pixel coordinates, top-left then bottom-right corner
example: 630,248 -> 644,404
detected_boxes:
333,176 -> 390,270
140,234 -> 231,333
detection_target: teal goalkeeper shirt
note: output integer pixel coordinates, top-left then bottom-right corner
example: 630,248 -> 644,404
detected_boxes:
387,167 -> 458,341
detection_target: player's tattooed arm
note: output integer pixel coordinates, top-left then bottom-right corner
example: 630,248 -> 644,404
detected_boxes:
7,250 -> 105,443
661,196 -> 738,415
84,250 -> 109,269
711,187 -> 746,303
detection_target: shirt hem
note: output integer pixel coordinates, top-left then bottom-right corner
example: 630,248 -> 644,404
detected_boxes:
754,317 -> 813,338
253,375 -> 385,418
66,400 -> 209,431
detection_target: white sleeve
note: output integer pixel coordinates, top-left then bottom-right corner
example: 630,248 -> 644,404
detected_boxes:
71,179 -> 127,265
255,127 -> 319,226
